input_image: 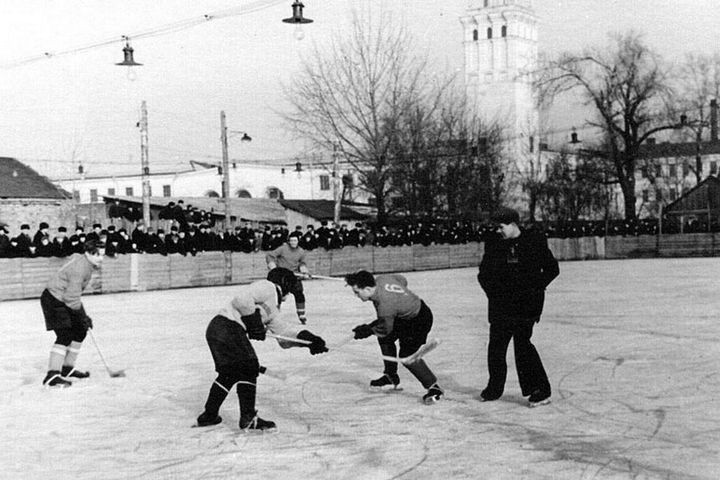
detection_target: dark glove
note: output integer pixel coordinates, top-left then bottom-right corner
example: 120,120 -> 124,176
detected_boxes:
297,330 -> 328,355
82,314 -> 93,329
241,308 -> 266,341
352,323 -> 374,340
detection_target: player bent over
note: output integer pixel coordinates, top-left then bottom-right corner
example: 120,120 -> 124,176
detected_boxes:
265,232 -> 311,324
195,267 -> 328,431
345,270 -> 444,405
40,240 -> 105,387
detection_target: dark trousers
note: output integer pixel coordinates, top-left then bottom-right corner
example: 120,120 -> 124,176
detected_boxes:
377,301 -> 437,388
484,316 -> 550,398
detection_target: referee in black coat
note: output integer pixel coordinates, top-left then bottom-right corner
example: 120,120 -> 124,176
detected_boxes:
477,207 -> 559,407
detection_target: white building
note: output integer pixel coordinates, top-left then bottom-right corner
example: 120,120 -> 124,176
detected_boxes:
54,160 -> 368,205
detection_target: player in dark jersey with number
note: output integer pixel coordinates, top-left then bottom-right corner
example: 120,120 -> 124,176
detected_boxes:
345,270 -> 444,404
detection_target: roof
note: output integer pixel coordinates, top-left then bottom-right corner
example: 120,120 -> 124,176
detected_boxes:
639,140 -> 720,159
664,176 -> 720,214
0,157 -> 71,199
103,195 -> 288,224
279,199 -> 367,221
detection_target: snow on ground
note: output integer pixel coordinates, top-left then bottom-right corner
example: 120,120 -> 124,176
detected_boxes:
1,258 -> 719,480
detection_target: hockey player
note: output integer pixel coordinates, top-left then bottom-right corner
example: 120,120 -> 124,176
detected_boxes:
195,267 -> 328,431
265,232 -> 311,324
345,270 -> 444,405
40,239 -> 105,387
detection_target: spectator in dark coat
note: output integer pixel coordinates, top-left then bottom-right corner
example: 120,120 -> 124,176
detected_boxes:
51,227 -> 72,257
0,226 -> 11,257
11,224 -> 33,257
33,222 -> 51,247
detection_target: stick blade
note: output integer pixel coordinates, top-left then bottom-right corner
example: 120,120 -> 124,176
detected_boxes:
402,338 -> 441,364
110,370 -> 126,378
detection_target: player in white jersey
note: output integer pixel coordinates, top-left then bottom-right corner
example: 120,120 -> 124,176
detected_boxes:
195,267 -> 328,431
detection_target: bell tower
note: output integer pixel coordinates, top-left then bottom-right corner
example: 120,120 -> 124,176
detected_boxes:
460,0 -> 539,140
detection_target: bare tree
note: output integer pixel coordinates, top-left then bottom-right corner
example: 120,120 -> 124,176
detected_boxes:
536,32 -> 679,220
674,53 -> 720,183
282,13 -> 450,224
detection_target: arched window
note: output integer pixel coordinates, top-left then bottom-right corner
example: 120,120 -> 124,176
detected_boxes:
487,27 -> 492,39
205,190 -> 219,198
236,189 -> 252,198
472,29 -> 478,41
266,187 -> 284,200
501,25 -> 507,37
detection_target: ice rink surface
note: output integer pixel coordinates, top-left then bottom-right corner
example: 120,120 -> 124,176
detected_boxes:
1,257 -> 719,480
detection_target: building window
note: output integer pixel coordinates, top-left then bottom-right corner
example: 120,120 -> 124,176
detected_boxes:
641,166 -> 648,178
655,165 -> 662,177
320,175 -> 330,191
90,189 -> 98,203
669,164 -> 677,177
206,190 -> 219,198
126,187 -> 134,196
163,185 -> 171,197
642,190 -> 649,202
682,162 -> 690,177
655,188 -> 663,201
670,188 -> 677,201
487,27 -> 492,39
266,187 -> 284,200
73,190 -> 80,201
107,188 -> 115,196
529,135 -> 534,153
236,189 -> 252,198
711,161 -> 718,175
501,25 -> 507,37
472,29 -> 478,41
148,185 -> 152,196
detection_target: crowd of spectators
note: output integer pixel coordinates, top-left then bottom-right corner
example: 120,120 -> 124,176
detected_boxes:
0,214 -> 714,259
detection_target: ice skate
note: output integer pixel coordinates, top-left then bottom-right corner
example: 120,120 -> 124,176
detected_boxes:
298,316 -> 307,325
61,366 -> 90,379
42,370 -> 72,388
422,384 -> 444,404
528,390 -> 551,408
195,411 -> 222,427
239,411 -> 276,432
369,373 -> 401,392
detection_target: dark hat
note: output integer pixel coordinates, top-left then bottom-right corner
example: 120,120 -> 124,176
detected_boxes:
107,225 -> 116,231
490,207 -> 520,225
93,223 -> 102,229
289,231 -> 302,239
21,224 -> 30,230
58,226 -> 67,232
39,222 -> 49,230
84,239 -> 106,254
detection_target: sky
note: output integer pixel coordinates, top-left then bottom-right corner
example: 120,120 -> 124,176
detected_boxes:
1,0 -> 719,179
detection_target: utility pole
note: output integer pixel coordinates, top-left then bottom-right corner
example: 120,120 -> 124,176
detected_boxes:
220,110 -> 230,229
332,144 -> 341,225
140,100 -> 150,226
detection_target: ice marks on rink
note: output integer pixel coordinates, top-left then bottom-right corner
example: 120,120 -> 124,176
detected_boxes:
1,258 -> 719,479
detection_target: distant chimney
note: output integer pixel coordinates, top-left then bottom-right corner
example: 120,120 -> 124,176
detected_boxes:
711,99 -> 718,142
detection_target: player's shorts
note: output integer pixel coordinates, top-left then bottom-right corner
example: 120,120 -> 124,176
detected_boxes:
206,315 -> 258,371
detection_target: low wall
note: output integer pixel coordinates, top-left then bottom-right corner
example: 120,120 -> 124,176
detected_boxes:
2,233 -> 719,301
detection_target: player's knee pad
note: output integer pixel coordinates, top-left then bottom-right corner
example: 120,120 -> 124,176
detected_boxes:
54,329 -> 74,346
217,362 -> 259,387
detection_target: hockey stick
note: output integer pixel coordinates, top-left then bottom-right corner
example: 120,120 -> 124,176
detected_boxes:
259,365 -> 287,381
88,329 -> 126,378
268,333 -> 440,365
309,274 -> 345,282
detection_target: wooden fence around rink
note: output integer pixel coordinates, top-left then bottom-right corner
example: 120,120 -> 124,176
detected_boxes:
2,233 -> 720,301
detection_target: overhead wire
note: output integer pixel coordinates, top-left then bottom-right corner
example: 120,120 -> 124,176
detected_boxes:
0,0 -> 287,70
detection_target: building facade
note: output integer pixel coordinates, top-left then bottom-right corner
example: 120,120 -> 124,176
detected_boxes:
54,160 -> 368,205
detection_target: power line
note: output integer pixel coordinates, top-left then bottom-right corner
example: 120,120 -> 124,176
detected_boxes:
0,0 -> 286,70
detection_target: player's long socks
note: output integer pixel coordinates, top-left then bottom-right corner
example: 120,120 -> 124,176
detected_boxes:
62,341 -> 82,371
296,303 -> 306,323
48,344 -> 67,372
378,339 -> 399,378
236,381 -> 257,422
405,359 -> 437,389
202,379 -> 231,418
